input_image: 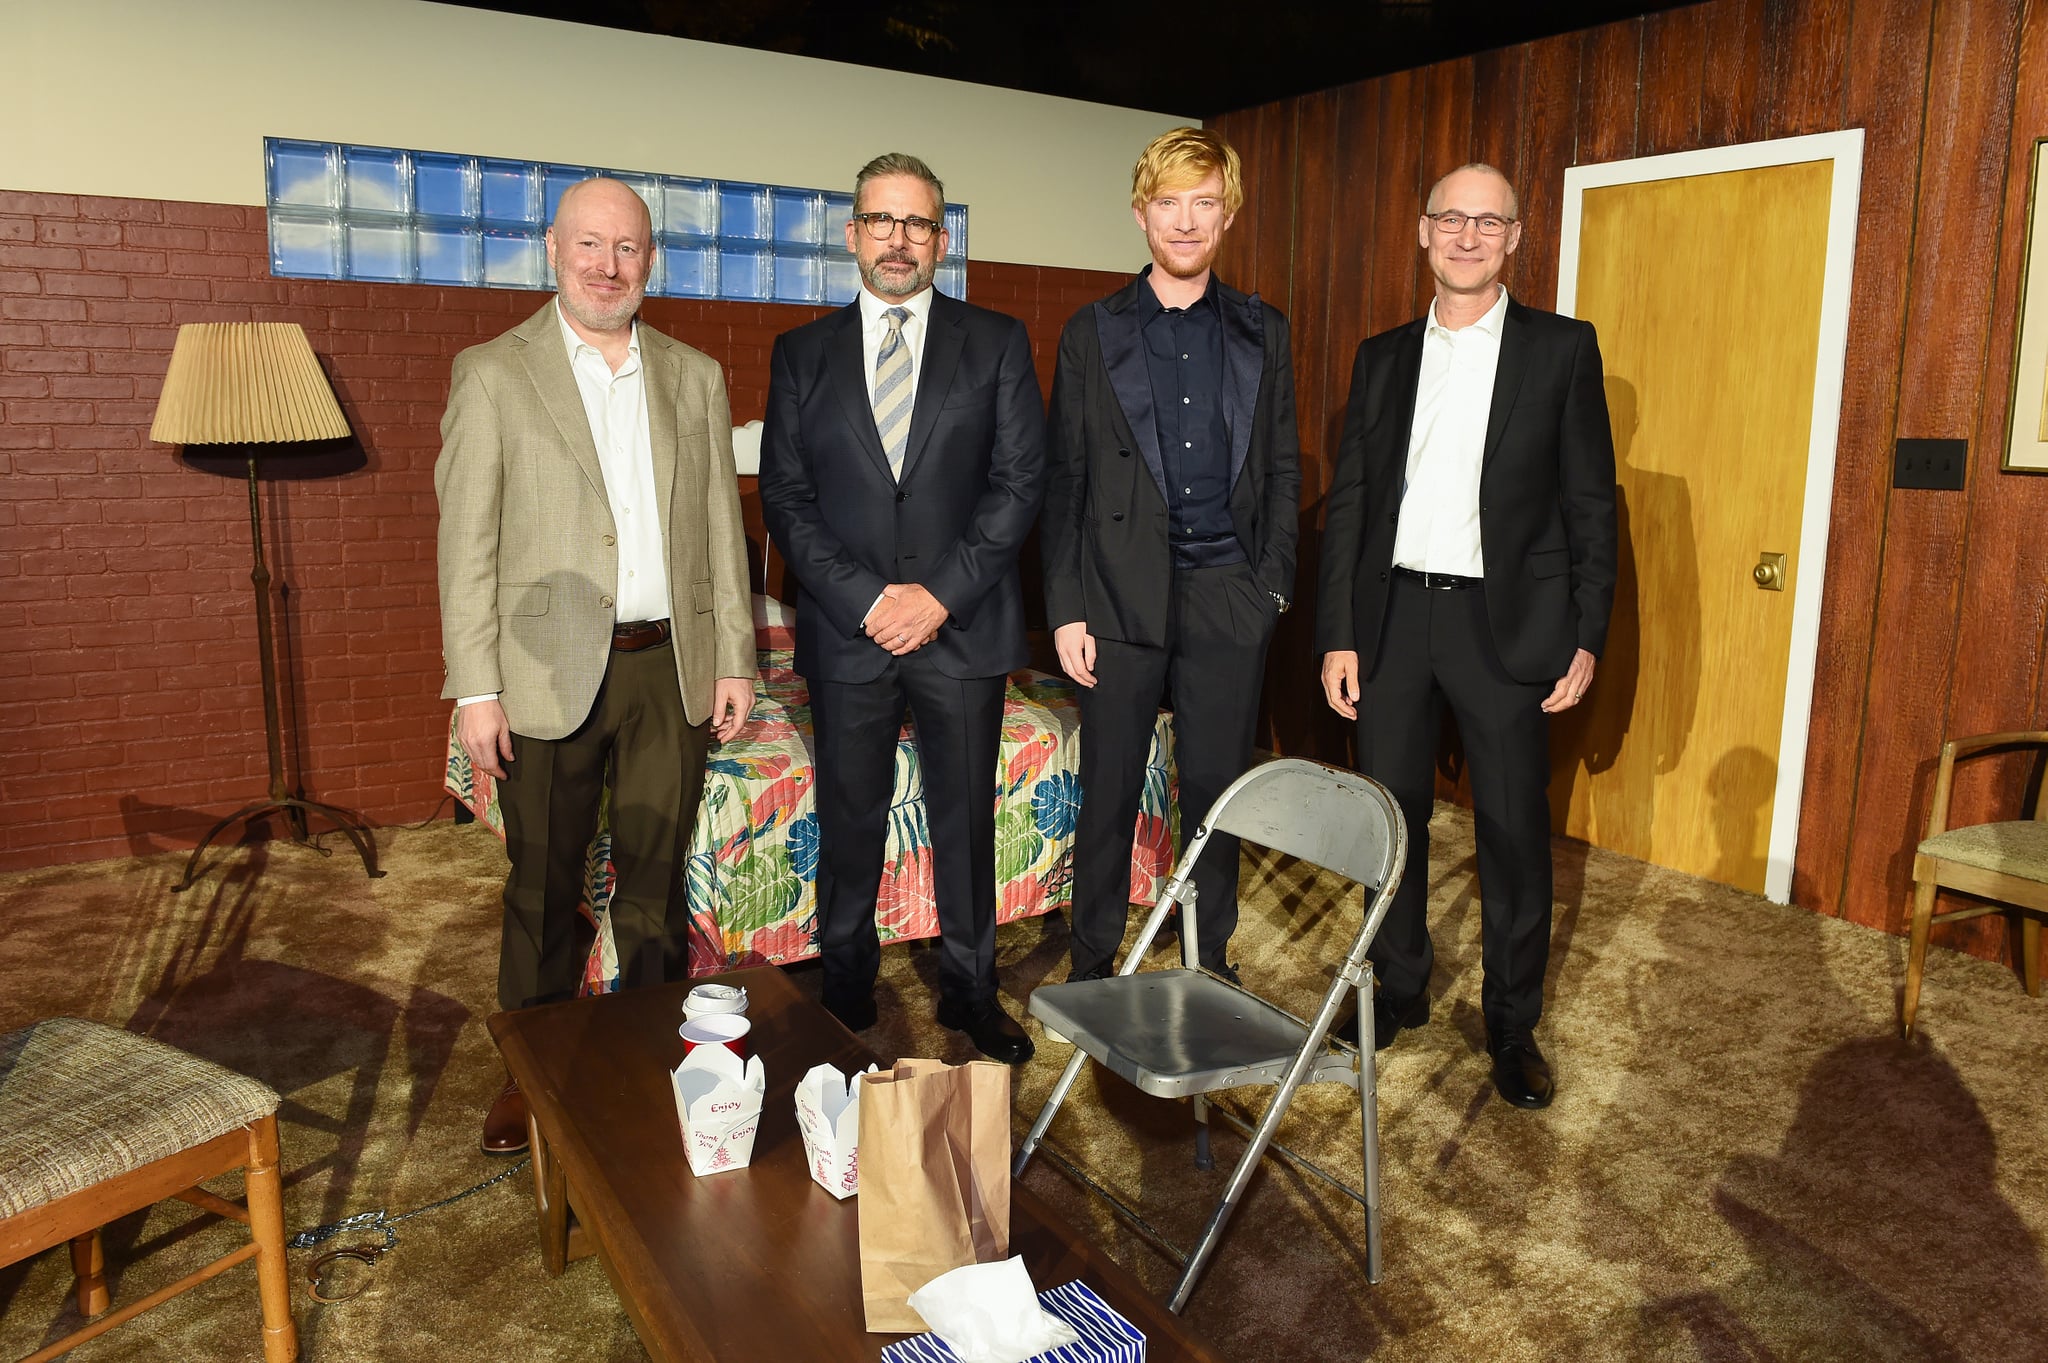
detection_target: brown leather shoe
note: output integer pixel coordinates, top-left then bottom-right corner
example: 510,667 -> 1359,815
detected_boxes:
482,1078 -> 530,1156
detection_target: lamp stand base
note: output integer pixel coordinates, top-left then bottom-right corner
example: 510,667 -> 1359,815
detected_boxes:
173,795 -> 384,892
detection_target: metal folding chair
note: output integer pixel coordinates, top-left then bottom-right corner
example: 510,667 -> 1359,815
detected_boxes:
1014,757 -> 1407,1311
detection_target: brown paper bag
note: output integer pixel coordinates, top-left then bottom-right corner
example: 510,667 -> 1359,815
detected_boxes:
856,1057 -> 1012,1332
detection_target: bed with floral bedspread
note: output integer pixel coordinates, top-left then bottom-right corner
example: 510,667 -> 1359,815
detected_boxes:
445,597 -> 1176,989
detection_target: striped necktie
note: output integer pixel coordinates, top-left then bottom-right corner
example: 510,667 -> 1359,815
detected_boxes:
872,306 -> 912,480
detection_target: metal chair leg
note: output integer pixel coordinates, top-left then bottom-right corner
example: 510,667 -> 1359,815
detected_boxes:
1014,1048 -> 1091,1177
1359,1037 -> 1382,1284
1169,1093 -> 1282,1313
1167,1036 -> 1334,1312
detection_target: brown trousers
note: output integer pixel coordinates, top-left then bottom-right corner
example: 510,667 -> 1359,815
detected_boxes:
495,641 -> 710,1011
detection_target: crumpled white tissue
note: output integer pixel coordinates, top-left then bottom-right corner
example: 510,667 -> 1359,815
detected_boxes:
905,1256 -> 1081,1363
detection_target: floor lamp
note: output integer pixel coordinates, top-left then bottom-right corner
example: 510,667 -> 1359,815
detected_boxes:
150,322 -> 384,891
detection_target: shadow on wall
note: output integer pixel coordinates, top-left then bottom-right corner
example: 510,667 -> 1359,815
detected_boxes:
1708,746 -> 1776,891
1267,494 -> 1355,766
1549,375 -> 1700,862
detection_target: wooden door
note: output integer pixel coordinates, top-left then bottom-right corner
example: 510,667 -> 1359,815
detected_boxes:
1550,159 -> 1835,893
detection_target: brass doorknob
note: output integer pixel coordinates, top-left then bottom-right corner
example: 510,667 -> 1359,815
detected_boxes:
1753,552 -> 1786,592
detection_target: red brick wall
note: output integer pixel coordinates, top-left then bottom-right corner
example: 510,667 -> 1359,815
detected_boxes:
0,188 -> 1130,871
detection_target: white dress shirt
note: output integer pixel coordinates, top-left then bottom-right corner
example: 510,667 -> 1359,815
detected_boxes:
1392,286 -> 1509,578
857,284 -> 935,407
456,304 -> 666,708
556,302 -> 670,625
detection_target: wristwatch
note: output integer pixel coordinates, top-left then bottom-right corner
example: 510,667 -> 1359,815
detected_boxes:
1267,591 -> 1290,614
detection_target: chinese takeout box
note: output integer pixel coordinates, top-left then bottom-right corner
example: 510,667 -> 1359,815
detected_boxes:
795,1061 -> 875,1199
671,1044 -> 765,1176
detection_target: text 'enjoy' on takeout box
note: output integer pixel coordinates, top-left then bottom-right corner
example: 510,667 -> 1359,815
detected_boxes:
794,1061 -> 876,1199
671,1044 -> 765,1176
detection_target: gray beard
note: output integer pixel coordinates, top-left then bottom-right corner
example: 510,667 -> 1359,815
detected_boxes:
863,259 -> 933,297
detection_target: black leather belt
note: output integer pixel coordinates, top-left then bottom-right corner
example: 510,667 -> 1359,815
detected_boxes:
611,619 -> 672,651
1394,566 -> 1484,590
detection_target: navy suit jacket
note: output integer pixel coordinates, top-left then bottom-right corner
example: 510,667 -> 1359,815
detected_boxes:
1040,269 -> 1302,648
1315,298 -> 1618,683
759,290 -> 1047,683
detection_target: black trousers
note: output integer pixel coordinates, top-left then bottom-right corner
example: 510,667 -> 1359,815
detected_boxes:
808,652 -> 1006,1011
1070,561 -> 1278,976
496,641 -> 710,1012
1357,576 -> 1555,1036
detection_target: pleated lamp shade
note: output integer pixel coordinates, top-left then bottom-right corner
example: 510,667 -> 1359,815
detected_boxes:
150,322 -> 351,445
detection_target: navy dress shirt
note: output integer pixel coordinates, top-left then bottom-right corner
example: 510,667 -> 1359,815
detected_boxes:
1136,278 -> 1244,570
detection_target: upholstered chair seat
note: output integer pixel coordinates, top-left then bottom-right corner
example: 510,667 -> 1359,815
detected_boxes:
0,1018 -> 296,1362
1903,731 -> 2048,1037
1916,820 -> 2048,882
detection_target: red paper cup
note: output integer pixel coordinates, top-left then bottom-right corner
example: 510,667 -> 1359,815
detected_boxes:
679,1013 -> 751,1059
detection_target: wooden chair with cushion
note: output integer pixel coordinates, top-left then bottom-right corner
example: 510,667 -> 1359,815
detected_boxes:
0,1018 -> 297,1362
1903,730 -> 2048,1037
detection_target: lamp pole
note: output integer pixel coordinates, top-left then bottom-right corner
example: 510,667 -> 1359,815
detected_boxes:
173,449 -> 382,890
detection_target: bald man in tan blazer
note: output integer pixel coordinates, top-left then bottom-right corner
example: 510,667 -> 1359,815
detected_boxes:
436,177 -> 754,1153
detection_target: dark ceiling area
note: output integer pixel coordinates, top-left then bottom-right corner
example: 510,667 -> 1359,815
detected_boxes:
452,1 -> 1692,119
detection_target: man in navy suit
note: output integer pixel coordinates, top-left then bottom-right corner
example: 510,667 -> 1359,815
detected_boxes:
1040,127 -> 1302,984
1317,163 -> 1617,1108
761,153 -> 1046,1063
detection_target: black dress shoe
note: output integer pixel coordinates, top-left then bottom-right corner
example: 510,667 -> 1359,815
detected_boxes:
936,997 -> 1035,1065
1488,1032 -> 1555,1109
1066,963 -> 1113,984
823,993 -> 878,1033
1333,989 -> 1430,1051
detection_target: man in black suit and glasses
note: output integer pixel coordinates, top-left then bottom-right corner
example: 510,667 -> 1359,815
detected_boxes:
1317,163 -> 1617,1108
761,153 -> 1045,1063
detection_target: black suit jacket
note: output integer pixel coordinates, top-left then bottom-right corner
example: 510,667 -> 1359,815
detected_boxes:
1315,299 -> 1618,683
1041,269 -> 1302,647
760,290 -> 1047,683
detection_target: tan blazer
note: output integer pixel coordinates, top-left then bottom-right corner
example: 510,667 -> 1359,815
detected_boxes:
435,301 -> 754,738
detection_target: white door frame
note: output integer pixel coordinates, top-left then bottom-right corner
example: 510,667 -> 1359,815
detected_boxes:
1555,129 -> 1865,904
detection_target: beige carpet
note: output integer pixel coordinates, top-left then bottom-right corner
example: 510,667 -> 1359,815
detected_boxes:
2,809 -> 2044,1362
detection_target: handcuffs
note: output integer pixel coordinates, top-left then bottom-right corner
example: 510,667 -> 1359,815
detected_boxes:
291,1155 -> 529,1305
307,1242 -> 388,1303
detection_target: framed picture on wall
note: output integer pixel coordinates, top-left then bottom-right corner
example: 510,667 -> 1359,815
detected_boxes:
2007,137 -> 2048,473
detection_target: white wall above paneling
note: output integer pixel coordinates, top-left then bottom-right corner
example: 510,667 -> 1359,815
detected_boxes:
4,0 -> 1192,273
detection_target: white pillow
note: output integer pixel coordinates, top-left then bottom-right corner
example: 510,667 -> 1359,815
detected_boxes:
730,419 -> 764,476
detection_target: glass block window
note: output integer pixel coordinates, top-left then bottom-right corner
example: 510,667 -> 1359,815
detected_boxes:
265,138 -> 970,305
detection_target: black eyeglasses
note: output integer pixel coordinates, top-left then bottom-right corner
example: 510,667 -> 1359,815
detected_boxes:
852,212 -> 943,245
1426,211 -> 1516,237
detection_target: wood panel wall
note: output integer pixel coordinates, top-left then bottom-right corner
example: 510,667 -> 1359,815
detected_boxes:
1213,0 -> 2048,972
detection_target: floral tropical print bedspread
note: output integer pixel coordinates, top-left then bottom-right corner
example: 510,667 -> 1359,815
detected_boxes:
444,600 -> 1176,989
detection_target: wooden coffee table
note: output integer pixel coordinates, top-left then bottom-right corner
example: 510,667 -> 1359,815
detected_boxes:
489,966 -> 1230,1361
